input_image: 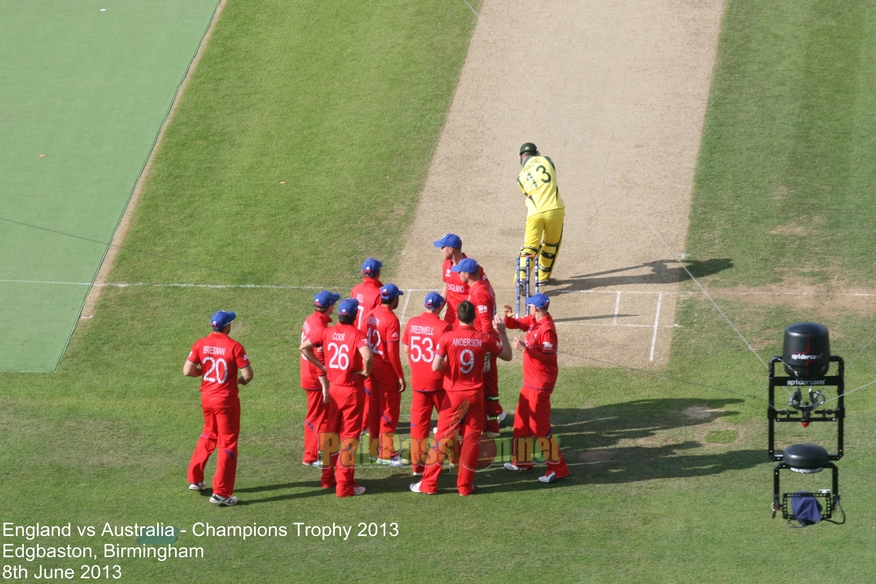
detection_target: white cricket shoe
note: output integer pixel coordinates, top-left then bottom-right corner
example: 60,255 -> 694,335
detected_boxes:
538,472 -> 559,484
409,482 -> 434,495
209,494 -> 238,506
377,455 -> 409,467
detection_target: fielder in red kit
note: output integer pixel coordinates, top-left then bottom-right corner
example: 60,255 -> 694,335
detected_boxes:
502,293 -> 570,483
410,301 -> 512,496
350,257 -> 383,331
365,283 -> 407,465
300,298 -> 373,497
434,233 -> 488,328
453,257 -> 504,436
299,290 -> 340,467
402,292 -> 452,475
350,257 -> 383,434
184,310 -> 253,506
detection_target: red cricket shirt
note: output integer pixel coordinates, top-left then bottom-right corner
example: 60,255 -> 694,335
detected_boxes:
435,326 -> 503,391
402,311 -> 452,391
365,305 -> 404,380
308,323 -> 369,389
467,279 -> 498,336
188,332 -> 250,401
350,277 -> 383,331
504,313 -> 559,390
299,311 -> 332,390
442,255 -> 488,325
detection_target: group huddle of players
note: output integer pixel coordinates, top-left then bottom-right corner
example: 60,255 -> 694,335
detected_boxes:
186,141 -> 568,503
297,233 -> 569,498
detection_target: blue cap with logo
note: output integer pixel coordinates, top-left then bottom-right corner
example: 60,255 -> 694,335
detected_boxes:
424,292 -> 445,310
527,293 -> 550,309
313,290 -> 341,309
433,233 -> 462,249
211,310 -> 236,330
338,298 -> 359,318
451,258 -> 479,274
380,283 -> 404,301
362,258 -> 383,276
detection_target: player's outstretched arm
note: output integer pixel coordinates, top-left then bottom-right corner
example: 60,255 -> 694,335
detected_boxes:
494,314 -> 513,362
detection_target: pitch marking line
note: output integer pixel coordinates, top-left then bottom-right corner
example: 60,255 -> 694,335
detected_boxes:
650,293 -> 663,362
613,291 -> 622,326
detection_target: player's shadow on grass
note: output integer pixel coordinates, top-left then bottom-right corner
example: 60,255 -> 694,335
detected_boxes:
550,398 -> 744,450
551,258 -> 733,292
226,480 -> 330,504
478,397 -> 762,490
231,468 -> 438,503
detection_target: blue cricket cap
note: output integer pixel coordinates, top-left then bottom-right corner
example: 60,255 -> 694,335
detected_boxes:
380,283 -> 404,301
362,258 -> 382,276
527,293 -> 550,309
433,233 -> 462,249
451,258 -> 479,274
313,290 -> 341,309
424,292 -> 445,310
211,310 -> 236,330
338,298 -> 359,318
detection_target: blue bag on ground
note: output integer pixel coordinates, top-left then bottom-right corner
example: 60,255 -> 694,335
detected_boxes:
791,492 -> 822,526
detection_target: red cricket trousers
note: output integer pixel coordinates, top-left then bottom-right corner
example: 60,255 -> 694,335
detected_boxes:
484,354 -> 502,434
361,382 -> 371,434
320,384 -> 364,497
510,385 -> 569,478
419,388 -> 484,496
409,389 -> 443,474
367,362 -> 401,460
188,396 -> 240,498
303,388 -> 327,464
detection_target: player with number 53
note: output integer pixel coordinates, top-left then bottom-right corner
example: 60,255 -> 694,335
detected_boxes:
402,292 -> 452,476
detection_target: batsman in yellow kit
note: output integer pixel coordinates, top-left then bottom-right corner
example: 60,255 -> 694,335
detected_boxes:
517,142 -> 565,284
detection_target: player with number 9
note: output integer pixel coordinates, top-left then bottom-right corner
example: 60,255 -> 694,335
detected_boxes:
402,292 -> 452,475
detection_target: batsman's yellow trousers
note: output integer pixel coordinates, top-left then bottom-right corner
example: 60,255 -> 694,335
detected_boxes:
518,207 -> 564,283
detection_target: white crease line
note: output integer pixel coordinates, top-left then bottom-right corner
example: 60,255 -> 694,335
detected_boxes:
613,291 -> 621,325
649,293 -> 663,362
98,282 -> 321,290
400,289 -> 413,328
555,322 -> 674,329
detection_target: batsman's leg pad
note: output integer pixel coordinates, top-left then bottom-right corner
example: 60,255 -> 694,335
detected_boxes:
538,223 -> 563,282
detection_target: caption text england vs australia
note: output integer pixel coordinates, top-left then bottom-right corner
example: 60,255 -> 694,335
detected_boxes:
4,522 -> 399,549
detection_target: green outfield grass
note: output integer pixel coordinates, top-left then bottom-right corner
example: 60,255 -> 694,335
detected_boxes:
5,1 -> 876,582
